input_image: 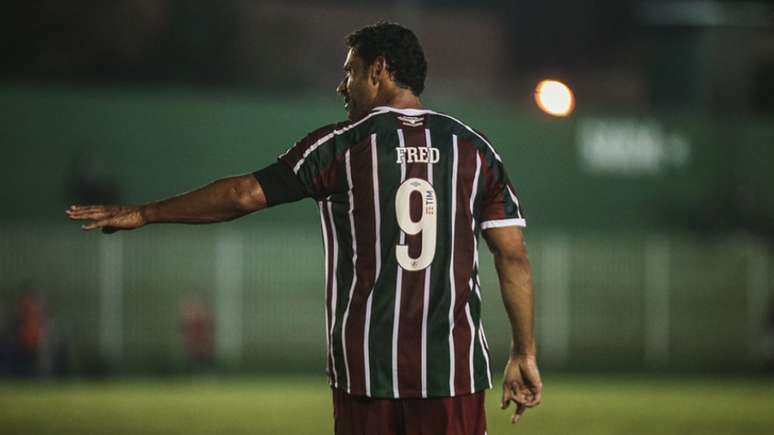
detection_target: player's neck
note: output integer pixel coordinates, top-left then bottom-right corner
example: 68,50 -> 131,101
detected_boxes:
375,88 -> 422,111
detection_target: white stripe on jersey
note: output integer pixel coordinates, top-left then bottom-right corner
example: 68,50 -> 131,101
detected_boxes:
480,218 -> 527,229
292,110 -> 388,173
363,133 -> 380,397
468,153 -> 482,392
507,185 -> 524,219
340,150 -> 358,393
326,201 -> 339,387
371,106 -> 433,116
470,151 -> 482,297
464,303 -> 476,393
479,316 -> 493,389
420,128 -> 433,398
391,128 -> 407,398
319,202 -> 331,379
431,111 -> 502,162
448,135 -> 459,397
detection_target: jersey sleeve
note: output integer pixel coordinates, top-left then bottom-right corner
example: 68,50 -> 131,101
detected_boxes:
252,162 -> 306,207
256,123 -> 344,205
479,154 -> 526,229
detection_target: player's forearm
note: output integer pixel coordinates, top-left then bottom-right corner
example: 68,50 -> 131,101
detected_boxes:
140,175 -> 265,225
495,252 -> 536,357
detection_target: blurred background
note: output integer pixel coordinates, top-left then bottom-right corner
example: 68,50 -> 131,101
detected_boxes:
1,0 -> 773,434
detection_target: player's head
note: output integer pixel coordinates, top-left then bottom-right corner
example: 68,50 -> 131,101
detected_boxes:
337,21 -> 427,120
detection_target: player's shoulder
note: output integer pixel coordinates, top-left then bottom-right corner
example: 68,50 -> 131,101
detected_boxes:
426,109 -> 478,132
367,106 -> 480,134
425,109 -> 499,154
303,109 -> 393,142
298,121 -> 347,144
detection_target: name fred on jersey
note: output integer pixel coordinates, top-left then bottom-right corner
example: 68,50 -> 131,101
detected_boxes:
396,146 -> 440,164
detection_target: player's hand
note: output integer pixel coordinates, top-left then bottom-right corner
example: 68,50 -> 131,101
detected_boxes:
66,204 -> 146,233
501,353 -> 542,424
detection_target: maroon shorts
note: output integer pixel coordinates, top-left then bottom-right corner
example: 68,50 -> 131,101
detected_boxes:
332,388 -> 487,435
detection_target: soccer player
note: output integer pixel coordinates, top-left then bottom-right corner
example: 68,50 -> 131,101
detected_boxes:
67,21 -> 542,435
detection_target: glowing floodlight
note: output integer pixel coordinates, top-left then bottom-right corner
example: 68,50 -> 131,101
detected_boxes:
535,79 -> 575,117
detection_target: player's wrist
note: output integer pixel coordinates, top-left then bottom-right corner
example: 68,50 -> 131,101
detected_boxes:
509,341 -> 537,359
138,204 -> 152,225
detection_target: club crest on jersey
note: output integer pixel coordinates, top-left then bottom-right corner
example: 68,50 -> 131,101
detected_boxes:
396,146 -> 440,164
397,115 -> 424,127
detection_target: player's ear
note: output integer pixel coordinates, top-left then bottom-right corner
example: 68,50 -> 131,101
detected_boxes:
371,56 -> 387,85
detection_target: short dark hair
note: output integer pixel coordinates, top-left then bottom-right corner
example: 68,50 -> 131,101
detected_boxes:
345,21 -> 427,96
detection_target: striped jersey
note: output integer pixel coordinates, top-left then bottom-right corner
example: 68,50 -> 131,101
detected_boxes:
277,106 -> 525,399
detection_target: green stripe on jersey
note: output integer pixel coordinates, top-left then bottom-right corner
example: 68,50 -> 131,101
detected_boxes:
367,126 -> 401,398
330,190 -> 353,392
424,119 -> 455,396
468,286 -> 491,391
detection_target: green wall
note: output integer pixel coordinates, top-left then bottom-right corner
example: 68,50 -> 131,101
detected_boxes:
2,85 -> 771,232
1,85 -> 772,374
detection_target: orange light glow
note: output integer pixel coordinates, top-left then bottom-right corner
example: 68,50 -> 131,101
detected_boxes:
535,79 -> 575,117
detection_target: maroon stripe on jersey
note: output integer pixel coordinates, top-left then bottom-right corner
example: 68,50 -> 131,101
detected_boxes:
309,157 -> 342,199
396,123 -> 429,397
479,152 -> 506,221
343,141 -> 378,396
451,140 -> 479,394
320,200 -> 336,381
279,123 -> 341,170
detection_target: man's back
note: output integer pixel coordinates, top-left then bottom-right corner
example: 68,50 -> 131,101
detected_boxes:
281,106 -> 525,398
67,21 -> 542,432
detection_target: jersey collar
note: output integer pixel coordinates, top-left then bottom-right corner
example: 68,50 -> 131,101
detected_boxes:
371,106 -> 434,116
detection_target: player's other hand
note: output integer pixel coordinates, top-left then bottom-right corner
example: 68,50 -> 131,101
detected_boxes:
501,353 -> 542,424
66,204 -> 146,233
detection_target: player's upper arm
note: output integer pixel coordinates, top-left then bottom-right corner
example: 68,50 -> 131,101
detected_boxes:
252,123 -> 346,207
483,225 -> 528,264
252,162 -> 307,207
478,146 -> 526,230
276,123 -> 345,200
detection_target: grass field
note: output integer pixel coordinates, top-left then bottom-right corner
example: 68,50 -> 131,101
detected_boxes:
1,375 -> 773,435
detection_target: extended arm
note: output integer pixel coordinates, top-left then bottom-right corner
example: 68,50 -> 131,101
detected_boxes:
66,174 -> 267,232
483,225 -> 542,424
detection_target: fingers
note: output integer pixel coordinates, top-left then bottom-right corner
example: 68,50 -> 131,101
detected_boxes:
519,380 -> 538,407
500,384 -> 510,410
82,219 -> 111,231
69,211 -> 115,221
69,206 -> 117,231
501,379 -> 528,424
502,382 -> 535,425
501,358 -> 543,424
513,389 -> 539,409
511,402 -> 526,424
527,384 -> 542,407
522,365 -> 543,408
66,205 -> 105,214
66,205 -> 139,233
502,359 -> 528,408
501,379 -> 525,409
66,205 -> 116,221
500,383 -> 521,409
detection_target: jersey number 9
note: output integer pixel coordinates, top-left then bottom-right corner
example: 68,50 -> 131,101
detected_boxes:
395,178 -> 437,271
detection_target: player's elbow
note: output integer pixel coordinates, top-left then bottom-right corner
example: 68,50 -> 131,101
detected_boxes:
229,175 -> 267,213
483,227 -> 529,263
490,235 -> 529,266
